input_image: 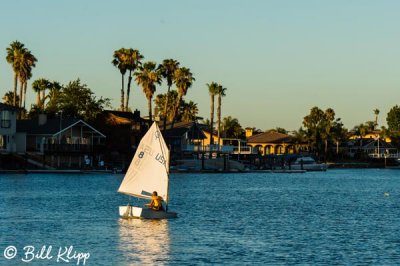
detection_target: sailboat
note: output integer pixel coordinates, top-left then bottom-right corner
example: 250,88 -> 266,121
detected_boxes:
118,122 -> 177,219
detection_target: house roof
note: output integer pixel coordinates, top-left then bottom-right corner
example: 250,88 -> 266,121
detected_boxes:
247,131 -> 293,144
105,113 -> 132,125
102,109 -> 144,121
161,121 -> 206,139
0,103 -> 20,111
17,118 -> 106,137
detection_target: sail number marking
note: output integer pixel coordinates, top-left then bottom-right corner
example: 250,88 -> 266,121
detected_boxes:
155,153 -> 166,166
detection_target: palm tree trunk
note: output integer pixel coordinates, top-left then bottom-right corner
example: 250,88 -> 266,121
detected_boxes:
18,78 -> 23,108
163,85 -> 171,130
41,90 -> 46,109
336,140 -> 339,155
23,81 -> 27,109
36,92 -> 41,107
171,95 -> 182,129
148,97 -> 153,122
210,95 -> 214,146
217,95 -> 222,151
13,73 -> 18,107
125,70 -> 132,112
120,74 -> 125,111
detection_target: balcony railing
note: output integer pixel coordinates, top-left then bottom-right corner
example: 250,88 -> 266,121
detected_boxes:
182,144 -> 256,154
43,144 -> 106,153
368,153 -> 399,159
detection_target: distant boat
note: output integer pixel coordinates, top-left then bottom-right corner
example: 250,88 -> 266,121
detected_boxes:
291,156 -> 327,171
118,122 -> 177,219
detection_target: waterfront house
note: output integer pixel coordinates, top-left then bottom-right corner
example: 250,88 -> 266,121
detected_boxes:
348,129 -> 392,143
17,114 -> 106,169
93,109 -> 149,170
0,103 -> 19,153
347,129 -> 398,159
245,128 -> 309,156
161,121 -> 206,159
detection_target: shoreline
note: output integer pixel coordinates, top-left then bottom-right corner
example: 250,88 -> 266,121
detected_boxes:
1,166 -> 399,174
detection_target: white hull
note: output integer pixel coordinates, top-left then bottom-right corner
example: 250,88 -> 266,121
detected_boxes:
291,156 -> 327,171
291,164 -> 327,171
119,206 -> 177,219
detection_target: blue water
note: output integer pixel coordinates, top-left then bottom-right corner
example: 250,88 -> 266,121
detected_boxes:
1,169 -> 400,265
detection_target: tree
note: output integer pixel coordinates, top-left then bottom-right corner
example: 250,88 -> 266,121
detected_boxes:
373,108 -> 380,130
154,90 -> 178,123
2,91 -> 19,106
267,127 -> 288,134
291,127 -> 307,153
207,82 -> 219,145
216,84 -> 227,149
330,119 -> 347,156
387,105 -> 400,132
303,107 -> 324,155
201,118 -> 211,128
112,48 -> 128,111
320,108 -> 335,159
158,59 -> 180,129
135,62 -> 162,120
32,78 -> 51,110
6,41 -> 25,106
56,79 -> 110,121
124,48 -> 143,111
18,48 -> 37,109
353,123 -> 369,147
303,106 -> 341,159
221,116 -> 243,138
181,101 -> 198,122
365,121 -> 375,131
171,67 -> 195,128
45,81 -> 62,114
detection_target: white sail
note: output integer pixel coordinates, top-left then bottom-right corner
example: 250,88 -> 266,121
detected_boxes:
118,122 -> 170,203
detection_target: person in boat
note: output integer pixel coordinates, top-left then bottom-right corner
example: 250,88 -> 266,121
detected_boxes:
145,191 -> 165,211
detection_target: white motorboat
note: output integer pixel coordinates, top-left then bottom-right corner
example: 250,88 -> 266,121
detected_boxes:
291,156 -> 327,171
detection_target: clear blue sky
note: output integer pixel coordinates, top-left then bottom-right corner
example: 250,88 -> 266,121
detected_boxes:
1,0 -> 399,131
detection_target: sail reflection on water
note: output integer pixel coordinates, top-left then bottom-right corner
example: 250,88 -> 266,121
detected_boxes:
118,218 -> 171,265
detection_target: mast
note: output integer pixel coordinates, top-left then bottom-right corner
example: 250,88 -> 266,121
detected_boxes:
165,147 -> 171,212
156,122 -> 170,211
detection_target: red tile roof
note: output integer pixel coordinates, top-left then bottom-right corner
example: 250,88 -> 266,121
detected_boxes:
247,131 -> 293,144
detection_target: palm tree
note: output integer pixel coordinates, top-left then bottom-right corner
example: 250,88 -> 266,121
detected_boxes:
154,90 -> 178,123
171,67 -> 195,128
2,91 -> 19,106
20,71 -> 32,109
221,116 -> 243,138
158,59 -> 180,129
18,49 -> 37,109
353,123 -> 368,147
216,84 -> 227,150
373,108 -> 380,130
112,48 -> 128,111
322,108 -> 335,160
181,101 -> 198,122
135,62 -> 162,120
45,81 -> 62,114
207,82 -> 218,146
124,49 -> 143,111
6,41 -> 25,106
32,78 -> 51,110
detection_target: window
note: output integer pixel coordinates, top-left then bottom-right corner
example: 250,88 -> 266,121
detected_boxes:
1,111 -> 11,128
0,135 -> 5,149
